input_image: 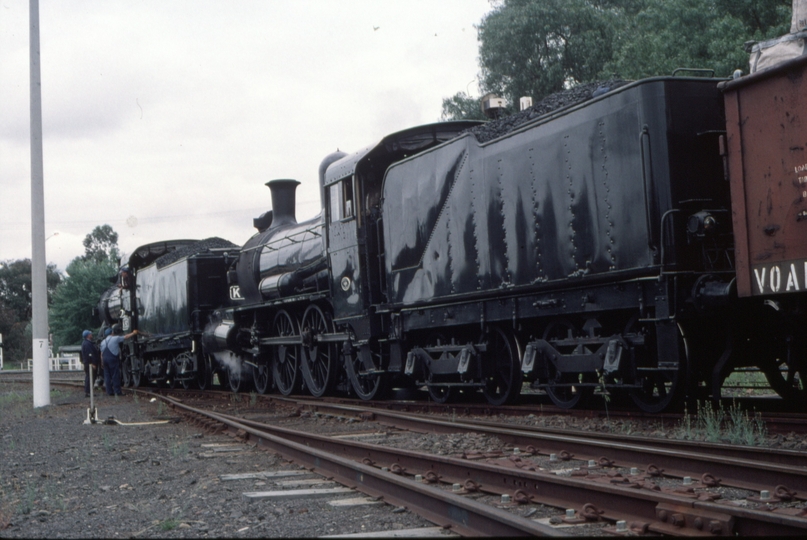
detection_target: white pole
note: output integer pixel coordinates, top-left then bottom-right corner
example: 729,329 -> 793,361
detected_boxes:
30,0 -> 50,407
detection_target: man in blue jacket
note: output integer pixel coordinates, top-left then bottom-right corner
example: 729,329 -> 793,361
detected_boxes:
101,325 -> 138,396
80,330 -> 100,398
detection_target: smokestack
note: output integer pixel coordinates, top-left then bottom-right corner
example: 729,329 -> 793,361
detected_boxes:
266,179 -> 300,227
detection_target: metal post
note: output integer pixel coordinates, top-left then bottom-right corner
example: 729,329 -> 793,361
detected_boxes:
30,0 -> 50,407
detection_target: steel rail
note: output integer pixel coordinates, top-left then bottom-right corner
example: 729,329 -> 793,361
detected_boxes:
308,394 -> 807,434
281,397 -> 807,495
288,397 -> 807,468
161,395 -> 807,537
159,395 -> 564,537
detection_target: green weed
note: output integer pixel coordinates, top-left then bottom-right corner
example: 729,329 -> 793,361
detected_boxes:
159,518 -> 180,531
677,400 -> 768,446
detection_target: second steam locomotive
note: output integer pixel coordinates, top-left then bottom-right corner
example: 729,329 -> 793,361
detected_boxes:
97,55 -> 807,412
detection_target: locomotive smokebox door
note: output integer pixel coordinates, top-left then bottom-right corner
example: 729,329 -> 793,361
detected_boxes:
327,174 -> 364,319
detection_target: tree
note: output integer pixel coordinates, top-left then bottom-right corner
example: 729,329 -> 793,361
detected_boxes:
0,259 -> 62,364
49,257 -> 118,350
440,92 -> 488,121
49,225 -> 122,351
82,224 -> 120,263
604,0 -> 790,80
440,0 -> 792,120
476,0 -> 621,108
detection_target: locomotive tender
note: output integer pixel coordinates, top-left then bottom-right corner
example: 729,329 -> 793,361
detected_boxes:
98,55 -> 807,412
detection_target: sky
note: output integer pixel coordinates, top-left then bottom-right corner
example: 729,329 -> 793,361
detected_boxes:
0,0 -> 493,273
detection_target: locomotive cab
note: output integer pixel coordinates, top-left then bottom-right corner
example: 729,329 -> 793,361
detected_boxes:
322,121 -> 482,397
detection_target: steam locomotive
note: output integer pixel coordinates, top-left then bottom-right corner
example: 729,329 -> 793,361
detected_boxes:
97,54 -> 807,412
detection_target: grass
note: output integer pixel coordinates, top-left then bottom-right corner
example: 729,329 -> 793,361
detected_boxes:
677,400 -> 768,446
159,518 -> 180,531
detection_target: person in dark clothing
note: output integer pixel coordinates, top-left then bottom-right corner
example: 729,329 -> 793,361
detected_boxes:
80,330 -> 101,398
101,325 -> 137,396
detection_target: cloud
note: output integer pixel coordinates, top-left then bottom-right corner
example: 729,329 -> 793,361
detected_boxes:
0,0 -> 490,273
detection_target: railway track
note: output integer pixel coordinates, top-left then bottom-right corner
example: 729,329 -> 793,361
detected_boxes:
149,388 -> 807,536
8,373 -> 807,534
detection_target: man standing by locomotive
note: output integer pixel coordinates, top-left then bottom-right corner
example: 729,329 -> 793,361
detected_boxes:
102,325 -> 137,396
80,330 -> 100,398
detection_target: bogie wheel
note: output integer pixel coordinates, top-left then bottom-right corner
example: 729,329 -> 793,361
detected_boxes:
300,305 -> 339,398
253,358 -> 271,395
130,357 -> 143,388
272,310 -> 301,396
424,333 -> 451,403
167,358 -> 179,389
543,320 -> 594,409
427,384 -> 452,403
626,316 -> 687,413
174,352 -> 197,390
481,326 -> 522,406
758,330 -> 807,409
121,356 -> 132,388
345,343 -> 387,401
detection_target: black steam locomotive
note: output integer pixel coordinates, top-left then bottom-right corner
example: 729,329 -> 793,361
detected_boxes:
97,55 -> 807,412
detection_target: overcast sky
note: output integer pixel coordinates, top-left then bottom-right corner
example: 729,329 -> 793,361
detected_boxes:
0,0 -> 492,273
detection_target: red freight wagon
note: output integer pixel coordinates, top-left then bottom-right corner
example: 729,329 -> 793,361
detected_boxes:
721,54 -> 807,297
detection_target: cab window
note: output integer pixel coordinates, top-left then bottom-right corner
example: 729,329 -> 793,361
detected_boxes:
329,176 -> 355,223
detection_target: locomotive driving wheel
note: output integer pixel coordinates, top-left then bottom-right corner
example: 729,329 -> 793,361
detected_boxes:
272,310 -> 300,395
481,326 -> 522,406
626,316 -> 687,413
197,354 -> 213,391
543,320 -> 595,409
300,304 -> 338,398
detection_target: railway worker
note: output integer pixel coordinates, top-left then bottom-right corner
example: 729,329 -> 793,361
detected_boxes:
80,330 -> 101,398
95,327 -> 112,391
102,324 -> 138,396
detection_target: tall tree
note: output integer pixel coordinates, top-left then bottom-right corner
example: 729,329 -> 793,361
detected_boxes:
49,257 -> 117,350
82,224 -> 120,263
477,0 -> 620,108
0,259 -> 62,364
604,0 -> 790,79
441,0 -> 792,120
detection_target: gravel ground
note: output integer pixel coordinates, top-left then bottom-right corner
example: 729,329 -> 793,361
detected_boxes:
0,382 -> 442,539
3,379 -> 805,538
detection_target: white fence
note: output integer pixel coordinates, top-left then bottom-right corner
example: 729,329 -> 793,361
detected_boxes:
25,356 -> 83,371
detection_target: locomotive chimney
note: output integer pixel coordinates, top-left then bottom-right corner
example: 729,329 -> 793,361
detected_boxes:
266,179 -> 300,227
